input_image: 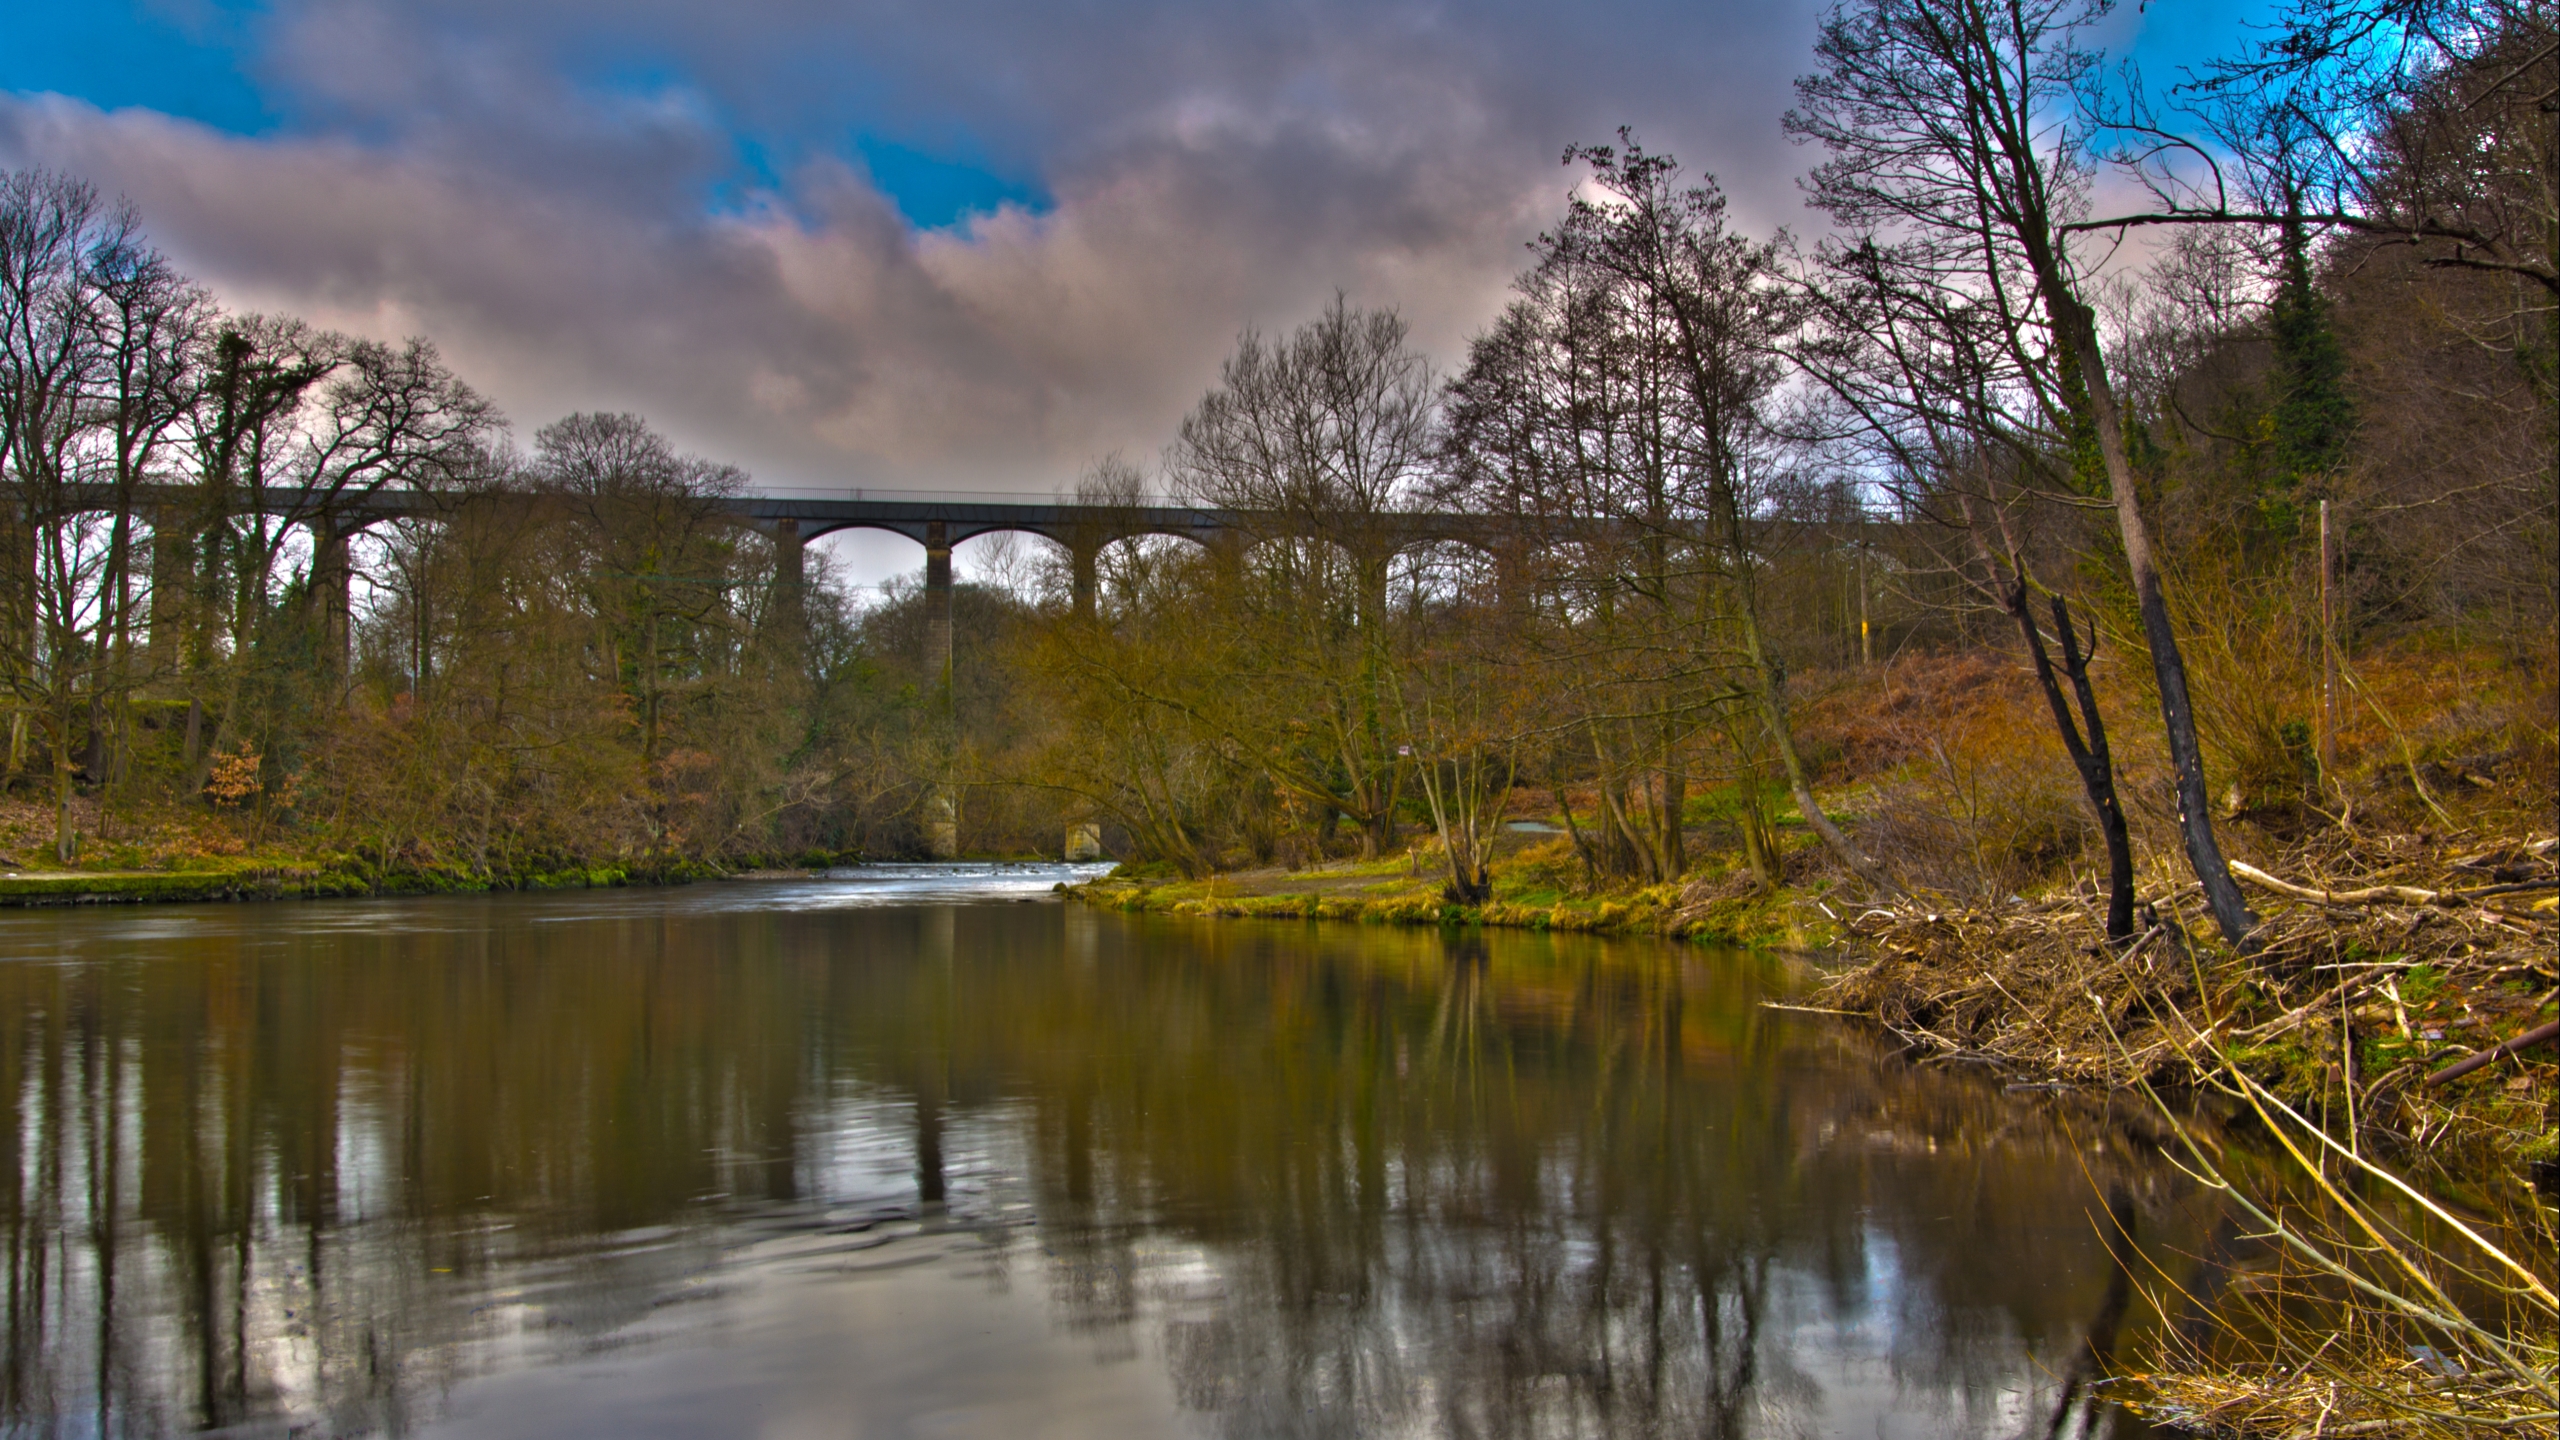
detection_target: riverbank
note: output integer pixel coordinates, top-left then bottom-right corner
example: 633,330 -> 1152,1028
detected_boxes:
1077,825 -> 2554,1178
1069,841 -> 1845,948
1692,825 -> 2553,1440
0,857 -> 664,905
1810,833 -> 2556,1186
1075,816 -> 2558,1439
0,792 -> 882,905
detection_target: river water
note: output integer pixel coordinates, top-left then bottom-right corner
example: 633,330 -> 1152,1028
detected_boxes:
0,867 -> 2205,1438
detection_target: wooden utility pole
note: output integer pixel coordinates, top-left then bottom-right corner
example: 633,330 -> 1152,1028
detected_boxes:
1857,546 -> 1872,667
2319,500 -> 2338,777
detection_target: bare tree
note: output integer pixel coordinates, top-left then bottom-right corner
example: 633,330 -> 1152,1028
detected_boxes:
0,169 -> 211,859
83,210 -> 208,789
182,327 -> 496,791
175,315 -> 336,776
537,412 -> 746,776
1798,232 -> 2141,935
1558,140 -> 1897,891
1168,299 -> 1435,856
1790,0 -> 2261,944
2090,0 -> 2555,299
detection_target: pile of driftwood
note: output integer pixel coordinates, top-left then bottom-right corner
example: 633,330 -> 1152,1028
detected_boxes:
1818,837 -> 2558,1439
1814,836 -> 2558,1104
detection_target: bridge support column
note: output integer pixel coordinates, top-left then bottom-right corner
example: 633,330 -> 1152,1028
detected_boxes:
768,518 -> 807,656
923,520 -> 953,690
1069,543 -> 1097,621
1064,821 -> 1102,862
309,515 -> 351,685
923,521 -> 958,859
148,509 -> 190,674
1357,549 -> 1391,632
1204,529 -> 1244,586
1493,545 -> 1534,616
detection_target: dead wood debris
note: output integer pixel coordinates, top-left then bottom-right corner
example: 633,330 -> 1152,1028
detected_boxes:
1814,833 -> 2557,1134
1818,835 -> 2559,1439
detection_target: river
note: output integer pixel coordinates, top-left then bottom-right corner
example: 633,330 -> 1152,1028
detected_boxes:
0,867 -> 2205,1438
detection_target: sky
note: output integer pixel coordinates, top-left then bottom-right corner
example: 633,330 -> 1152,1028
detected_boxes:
1,0 -> 2271,576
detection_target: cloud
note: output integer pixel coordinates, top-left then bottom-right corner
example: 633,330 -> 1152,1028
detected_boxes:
1,0 -> 1833,498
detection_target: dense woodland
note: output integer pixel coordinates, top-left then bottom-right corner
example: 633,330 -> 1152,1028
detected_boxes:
0,0 -> 2550,914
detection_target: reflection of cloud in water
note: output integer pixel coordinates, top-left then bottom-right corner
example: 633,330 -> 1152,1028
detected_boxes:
420,1220 -> 1201,1440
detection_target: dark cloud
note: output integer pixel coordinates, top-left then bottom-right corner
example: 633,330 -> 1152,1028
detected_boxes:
1,0 -> 1832,495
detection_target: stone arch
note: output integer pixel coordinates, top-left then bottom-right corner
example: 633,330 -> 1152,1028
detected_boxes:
947,527 -> 1077,609
1390,536 -> 1504,611
795,519 -> 935,547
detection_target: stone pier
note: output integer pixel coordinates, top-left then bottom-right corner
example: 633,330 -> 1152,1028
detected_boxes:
147,509 -> 190,669
922,520 -> 953,691
308,514 -> 353,684
1070,543 -> 1097,621
922,520 -> 958,859
768,516 -> 806,648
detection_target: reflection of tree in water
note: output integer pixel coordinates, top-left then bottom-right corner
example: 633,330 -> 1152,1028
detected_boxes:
965,920 -> 2208,1438
0,900 -> 2209,1437
1171,945 -> 1797,1438
0,904 -> 819,1434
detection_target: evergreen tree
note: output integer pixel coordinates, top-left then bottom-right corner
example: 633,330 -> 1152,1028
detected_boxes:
2264,203 -> 2354,538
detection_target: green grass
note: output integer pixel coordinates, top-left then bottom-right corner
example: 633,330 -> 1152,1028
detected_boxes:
0,859 -> 646,907
1076,857 -> 1842,949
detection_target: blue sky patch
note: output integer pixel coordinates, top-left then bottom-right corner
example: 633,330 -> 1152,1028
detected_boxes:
0,0 -> 273,132
853,136 -> 1049,230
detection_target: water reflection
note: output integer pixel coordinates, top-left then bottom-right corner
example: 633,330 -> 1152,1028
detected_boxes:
0,880 -> 2196,1437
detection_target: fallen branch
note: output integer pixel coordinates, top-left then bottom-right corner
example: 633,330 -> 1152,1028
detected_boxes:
2448,880 -> 2560,899
2234,974 -> 2366,1042
2229,860 -> 2443,908
2424,1019 -> 2560,1087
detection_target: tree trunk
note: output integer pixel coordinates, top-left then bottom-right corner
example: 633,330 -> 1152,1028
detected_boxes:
1656,728 -> 1687,878
1420,761 -> 1497,905
2053,298 -> 2259,948
1739,779 -> 1777,888
1552,782 -> 1600,890
1361,773 -> 1397,859
2006,584 -> 2137,940
1734,585 -> 1895,892
53,714 -> 75,865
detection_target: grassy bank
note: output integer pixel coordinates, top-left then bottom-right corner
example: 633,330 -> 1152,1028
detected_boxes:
0,857 -> 672,906
1072,838 -> 1844,948
0,794 -> 760,906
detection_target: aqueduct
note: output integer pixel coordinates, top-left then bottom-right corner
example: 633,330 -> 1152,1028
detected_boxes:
132,483 -> 1518,678
125,485 -> 1517,859
121,484 -> 1892,858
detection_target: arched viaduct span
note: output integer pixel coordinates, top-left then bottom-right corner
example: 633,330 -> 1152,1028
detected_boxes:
122,481 -> 1903,630
741,492 -> 1518,625
115,483 -> 1894,858
115,479 -> 1904,635
125,482 -> 1524,649
122,483 -> 1899,667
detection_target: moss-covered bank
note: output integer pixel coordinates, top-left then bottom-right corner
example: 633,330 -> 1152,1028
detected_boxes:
1071,854 -> 1844,949
0,858 -> 703,907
